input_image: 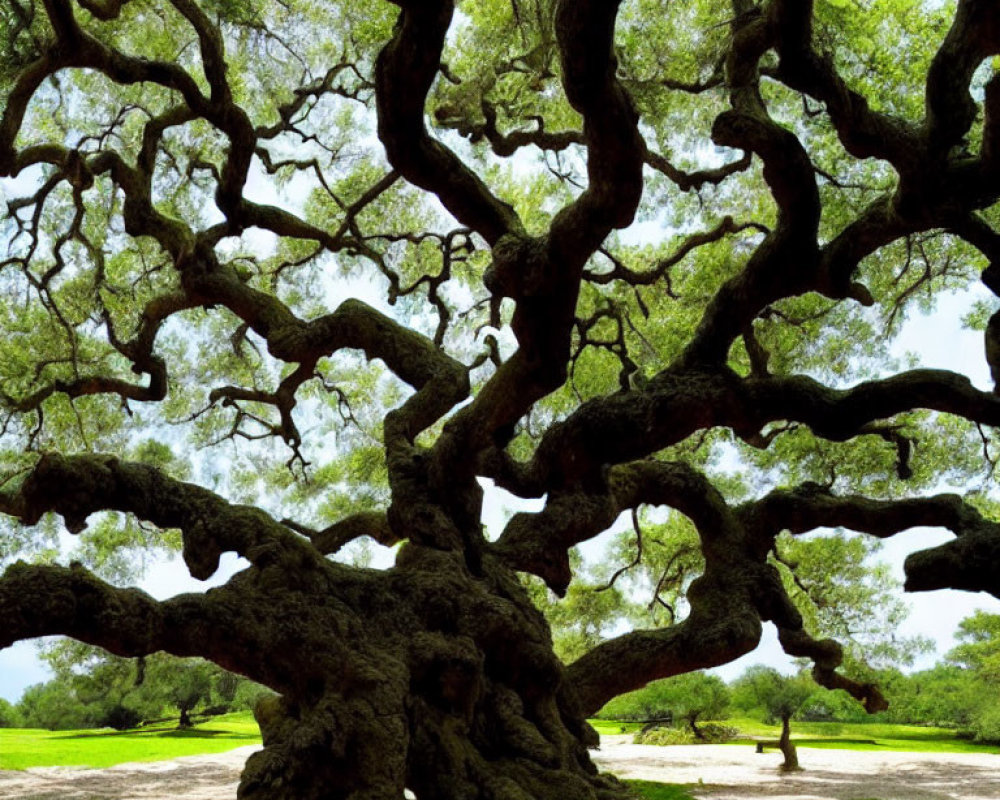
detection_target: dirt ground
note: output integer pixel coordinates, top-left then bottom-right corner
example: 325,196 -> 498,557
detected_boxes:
1,736 -> 998,799
592,736 -> 1000,799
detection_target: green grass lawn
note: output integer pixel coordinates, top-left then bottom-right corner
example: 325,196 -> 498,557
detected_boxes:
589,719 -> 645,736
3,710 -> 994,777
626,780 -> 696,799
718,717 -> 998,754
0,711 -> 262,770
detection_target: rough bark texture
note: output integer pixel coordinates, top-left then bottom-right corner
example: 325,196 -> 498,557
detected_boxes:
3,0 -> 1000,798
778,715 -> 800,772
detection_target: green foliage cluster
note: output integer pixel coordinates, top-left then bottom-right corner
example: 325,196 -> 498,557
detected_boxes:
0,698 -> 22,729
597,672 -> 729,733
634,723 -> 738,746
730,666 -> 816,725
12,651 -> 270,731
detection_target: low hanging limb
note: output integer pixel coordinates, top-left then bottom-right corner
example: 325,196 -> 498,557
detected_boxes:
0,453 -> 324,579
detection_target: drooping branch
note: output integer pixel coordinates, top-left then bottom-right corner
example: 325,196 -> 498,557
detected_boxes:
777,626 -> 887,712
740,482 -> 1000,600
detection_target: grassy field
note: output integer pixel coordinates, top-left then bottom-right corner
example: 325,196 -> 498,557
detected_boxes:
589,719 -> 645,736
1,713 -> 693,799
0,711 -> 261,770
591,715 -> 997,754
1,707 -> 991,800
720,716 -> 999,754
626,780 -> 696,799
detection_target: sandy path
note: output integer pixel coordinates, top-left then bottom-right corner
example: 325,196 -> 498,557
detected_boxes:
0,746 -> 258,800
591,736 -> 1000,800
1,737 -> 998,799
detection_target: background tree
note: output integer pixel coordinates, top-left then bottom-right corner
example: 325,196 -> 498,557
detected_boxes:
70,653 -> 153,730
878,664 -> 979,728
734,666 -> 815,770
4,1 -> 1000,798
0,698 -> 22,729
16,678 -> 99,731
946,611 -> 1000,741
147,658 -> 214,728
599,672 -> 730,738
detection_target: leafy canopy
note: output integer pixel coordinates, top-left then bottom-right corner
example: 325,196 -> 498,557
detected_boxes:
3,2 -> 1000,787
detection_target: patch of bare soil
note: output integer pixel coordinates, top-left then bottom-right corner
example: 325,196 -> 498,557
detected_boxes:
592,736 -> 1000,800
1,737 -> 998,799
0,745 -> 259,799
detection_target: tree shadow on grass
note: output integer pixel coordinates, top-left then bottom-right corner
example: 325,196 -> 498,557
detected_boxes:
56,728 -> 259,740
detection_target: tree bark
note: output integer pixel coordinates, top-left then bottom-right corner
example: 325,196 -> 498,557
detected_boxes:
778,714 -> 800,772
228,549 -> 636,800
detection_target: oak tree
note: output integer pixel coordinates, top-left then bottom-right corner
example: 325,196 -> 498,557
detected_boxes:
4,0 -> 1000,798
735,666 -> 814,770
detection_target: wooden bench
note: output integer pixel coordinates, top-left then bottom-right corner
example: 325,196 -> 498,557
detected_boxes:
754,737 -> 877,752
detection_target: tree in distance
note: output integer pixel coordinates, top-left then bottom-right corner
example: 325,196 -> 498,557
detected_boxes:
734,666 -> 816,771
599,672 -> 730,740
946,611 -> 1000,741
4,0 -> 1000,798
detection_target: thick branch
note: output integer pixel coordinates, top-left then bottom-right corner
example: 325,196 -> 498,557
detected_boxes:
567,596 -> 762,717
284,511 -> 399,555
516,367 -> 1000,491
0,561 -> 172,655
0,454 -> 321,579
375,1 -> 523,245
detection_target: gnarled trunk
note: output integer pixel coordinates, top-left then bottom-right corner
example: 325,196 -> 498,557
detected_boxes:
177,706 -> 194,729
206,543 -> 632,800
778,714 -> 800,772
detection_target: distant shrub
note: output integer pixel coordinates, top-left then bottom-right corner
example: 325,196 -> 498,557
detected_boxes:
971,705 -> 1000,743
634,727 -> 695,745
0,698 -> 21,728
698,723 -> 739,742
634,723 -> 737,745
98,702 -> 144,731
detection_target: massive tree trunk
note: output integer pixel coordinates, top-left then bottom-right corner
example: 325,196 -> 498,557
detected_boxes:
6,1 -> 1000,798
213,545 -> 632,800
